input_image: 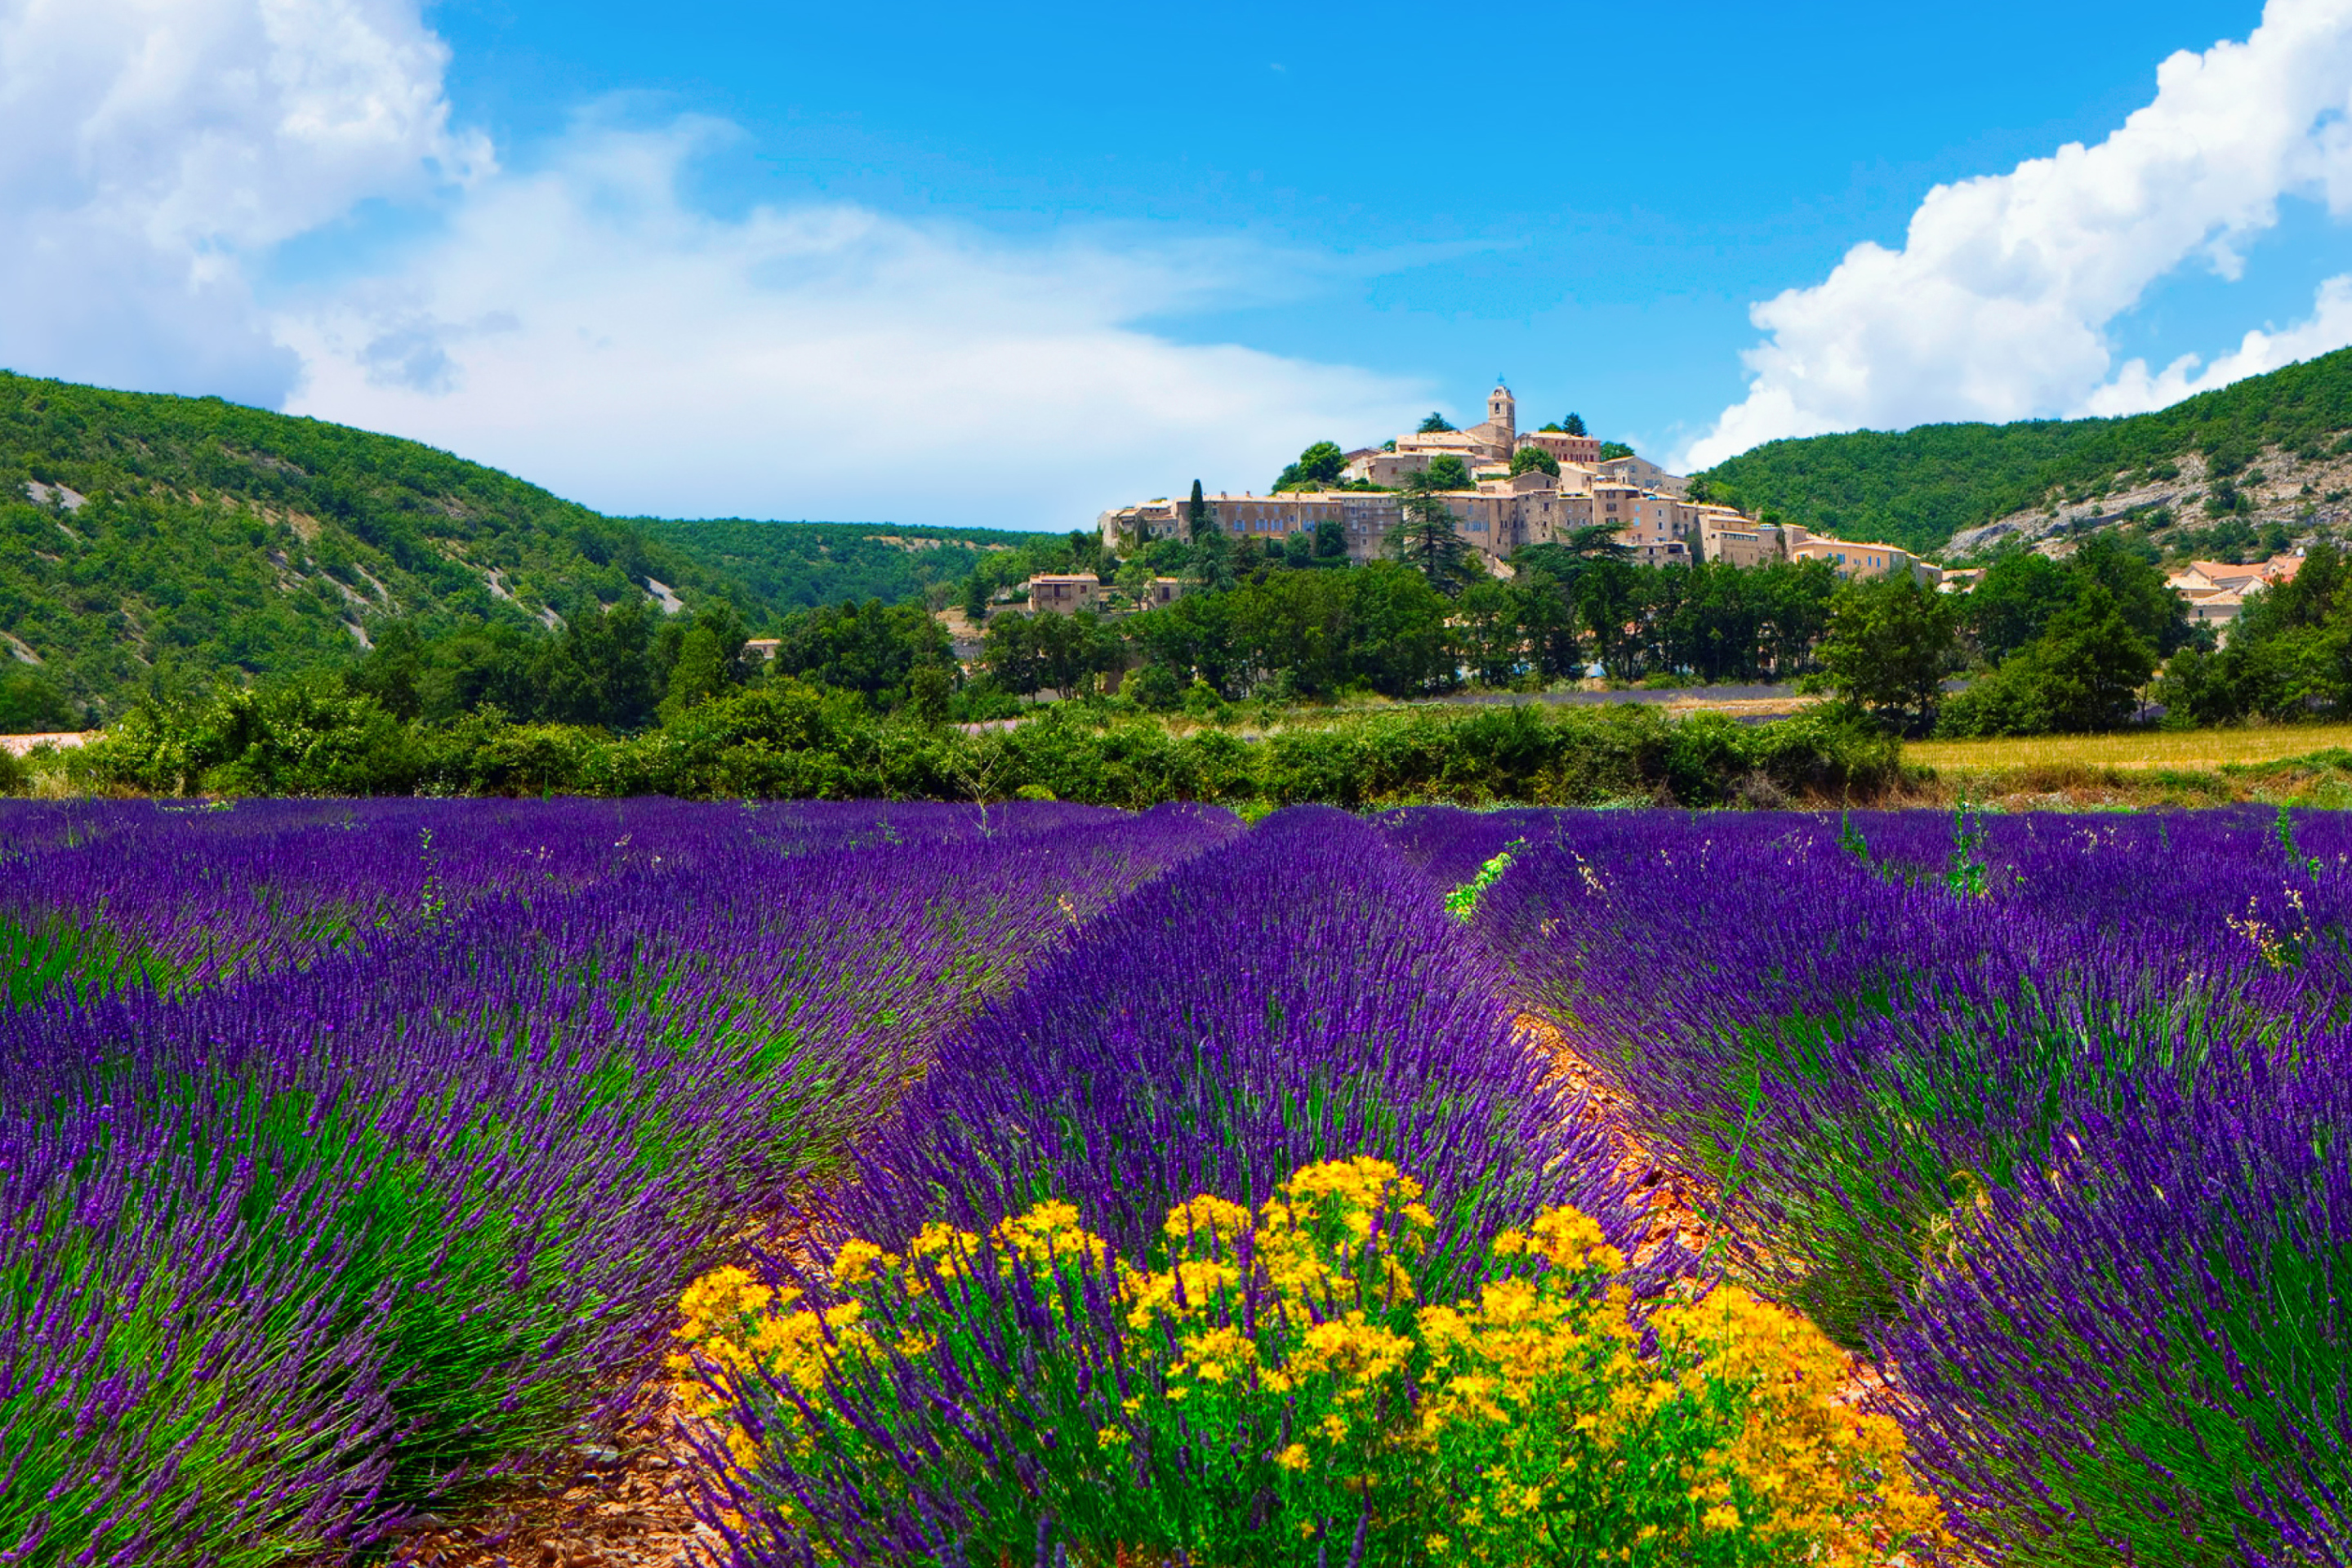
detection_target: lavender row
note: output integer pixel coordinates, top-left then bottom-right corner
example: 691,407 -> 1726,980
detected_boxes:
0,797 -> 1140,1006
1418,804 -> 2352,1562
0,800 -> 1236,1566
699,806 -> 1651,1562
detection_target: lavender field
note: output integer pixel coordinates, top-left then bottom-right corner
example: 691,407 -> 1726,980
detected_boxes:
2,799 -> 2345,1566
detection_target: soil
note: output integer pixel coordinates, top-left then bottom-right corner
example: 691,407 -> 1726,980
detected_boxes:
1515,1012 -> 1712,1267
389,1397 -> 715,1568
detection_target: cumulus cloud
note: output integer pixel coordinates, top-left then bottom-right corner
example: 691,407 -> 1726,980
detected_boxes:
0,0 -> 1422,528
0,0 -> 486,403
1681,0 -> 2352,470
2081,273 -> 2352,415
278,122 -> 1422,529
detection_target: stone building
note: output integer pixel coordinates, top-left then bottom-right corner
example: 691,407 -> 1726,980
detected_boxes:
1095,380 -> 1937,585
1027,573 -> 1102,613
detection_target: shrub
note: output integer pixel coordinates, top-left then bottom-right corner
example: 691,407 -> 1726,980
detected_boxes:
675,1159 -> 1949,1567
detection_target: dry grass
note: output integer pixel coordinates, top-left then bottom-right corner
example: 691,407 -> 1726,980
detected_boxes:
1904,725 -> 2352,774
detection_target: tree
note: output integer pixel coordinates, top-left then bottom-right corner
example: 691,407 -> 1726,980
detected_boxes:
1575,559 -> 1640,680
907,662 -> 952,725
1274,440 -> 1348,492
1510,446 -> 1560,478
2069,533 -> 2190,654
345,619 -> 427,720
1423,455 -> 1472,491
982,608 -> 1118,697
536,600 -> 660,730
1597,441 -> 1635,461
1188,519 -> 1236,595
962,572 -> 991,625
1313,517 -> 1349,562
1817,575 -> 1958,736
2026,586 -> 2161,729
1563,412 -> 1588,437
658,624 -> 727,724
1418,412 -> 1457,434
0,670 -> 78,733
1939,586 -> 2157,736
1455,579 -> 1529,687
766,597 -> 952,709
1962,549 -> 2077,665
1387,472 -> 1475,595
1187,479 -> 1211,542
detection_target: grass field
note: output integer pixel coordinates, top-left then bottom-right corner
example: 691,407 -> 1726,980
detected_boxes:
1904,725 -> 2352,773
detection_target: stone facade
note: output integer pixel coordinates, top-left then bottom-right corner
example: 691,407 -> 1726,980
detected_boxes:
1027,573 -> 1102,613
1096,381 -> 1938,585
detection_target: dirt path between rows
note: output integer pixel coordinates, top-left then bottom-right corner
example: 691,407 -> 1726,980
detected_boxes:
1514,1012 -> 1712,1268
392,1398 -> 710,1568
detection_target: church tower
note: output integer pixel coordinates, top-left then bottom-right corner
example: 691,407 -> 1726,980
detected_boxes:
1487,381 -> 1517,451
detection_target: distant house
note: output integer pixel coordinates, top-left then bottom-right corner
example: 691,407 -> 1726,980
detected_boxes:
1027,573 -> 1102,613
2165,552 -> 2301,629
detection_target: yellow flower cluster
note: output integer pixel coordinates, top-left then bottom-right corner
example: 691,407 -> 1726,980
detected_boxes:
1650,1288 -> 1949,1561
668,1160 -> 1949,1566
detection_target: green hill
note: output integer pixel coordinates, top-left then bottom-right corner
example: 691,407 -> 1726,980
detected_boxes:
0,372 -> 1052,721
636,517 -> 1042,614
1693,346 -> 2352,556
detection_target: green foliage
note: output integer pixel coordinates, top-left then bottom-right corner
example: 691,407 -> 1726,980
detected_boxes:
0,370 -> 732,716
1390,474 -> 1477,594
1597,441 -> 1635,461
1445,840 -> 1526,920
980,609 -> 1121,697
1818,576 -> 1959,736
764,597 -> 952,710
1510,445 -> 1561,478
0,368 -> 1057,719
1938,585 -> 2159,737
1422,455 -> 1473,490
639,518 -> 1056,615
1697,345 -> 2352,554
1127,563 -> 1455,701
1961,536 -> 2189,669
0,670 -> 77,733
69,684 -> 1900,809
1188,521 -> 1237,594
1418,412 -> 1457,434
1273,439 -> 1349,492
2151,539 -> 2352,724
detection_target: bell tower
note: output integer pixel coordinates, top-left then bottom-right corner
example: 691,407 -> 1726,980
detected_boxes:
1487,381 -> 1516,447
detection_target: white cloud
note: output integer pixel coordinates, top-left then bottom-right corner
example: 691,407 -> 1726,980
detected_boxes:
2082,273 -> 2352,415
0,0 -> 485,403
1681,0 -> 2352,471
278,122 -> 1423,529
0,0 -> 1423,528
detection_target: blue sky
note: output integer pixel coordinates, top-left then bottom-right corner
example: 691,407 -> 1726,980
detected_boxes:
5,0 -> 2350,527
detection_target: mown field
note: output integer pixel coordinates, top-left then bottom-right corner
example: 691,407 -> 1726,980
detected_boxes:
2,798 -> 2345,1566
1906,723 -> 2352,772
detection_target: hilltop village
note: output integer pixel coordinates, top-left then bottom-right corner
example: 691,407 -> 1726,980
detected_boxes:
1098,384 -> 1935,585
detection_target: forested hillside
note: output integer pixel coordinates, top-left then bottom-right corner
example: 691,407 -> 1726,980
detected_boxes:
1695,346 -> 2352,555
637,518 -> 1048,613
0,372 -> 1049,721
